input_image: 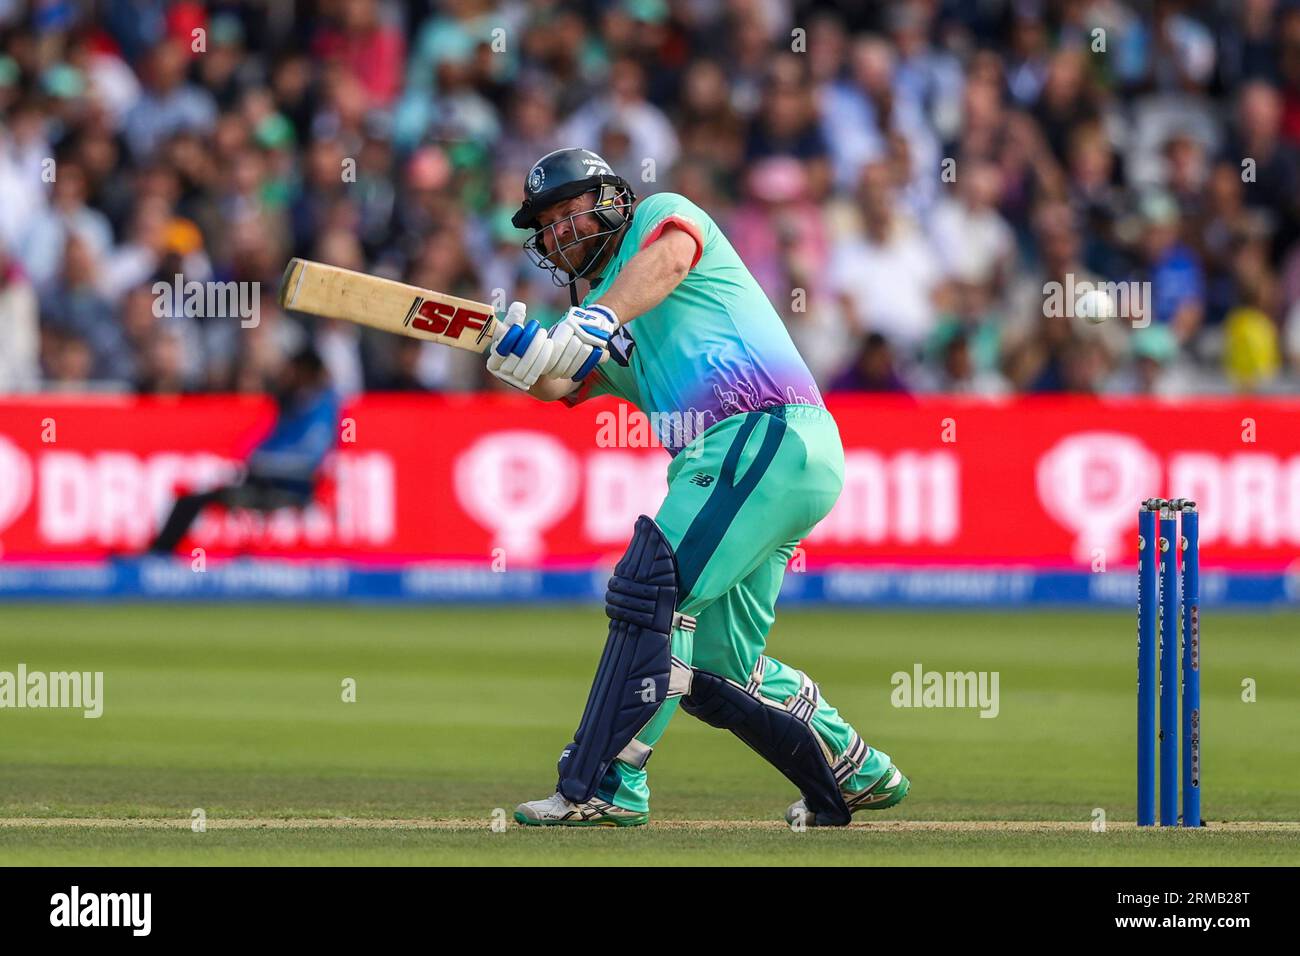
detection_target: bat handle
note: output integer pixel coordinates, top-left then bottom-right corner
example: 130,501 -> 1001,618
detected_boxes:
491,313 -> 612,378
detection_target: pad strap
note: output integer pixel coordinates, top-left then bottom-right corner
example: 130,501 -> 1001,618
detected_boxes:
785,671 -> 820,725
613,657 -> 693,769
831,732 -> 869,785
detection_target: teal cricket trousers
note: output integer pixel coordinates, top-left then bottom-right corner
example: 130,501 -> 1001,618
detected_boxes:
595,404 -> 892,811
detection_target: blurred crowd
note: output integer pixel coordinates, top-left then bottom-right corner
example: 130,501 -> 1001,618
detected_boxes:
3,0 -> 1300,398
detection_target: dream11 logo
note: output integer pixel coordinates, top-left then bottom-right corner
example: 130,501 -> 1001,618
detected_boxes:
1039,430 -> 1300,559
1036,432 -> 1160,562
454,432 -> 580,562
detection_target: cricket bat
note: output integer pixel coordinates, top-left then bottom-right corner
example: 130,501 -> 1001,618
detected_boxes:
278,257 -> 497,351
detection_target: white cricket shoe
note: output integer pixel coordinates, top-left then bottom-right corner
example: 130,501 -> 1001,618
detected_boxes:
785,764 -> 911,827
514,792 -> 649,827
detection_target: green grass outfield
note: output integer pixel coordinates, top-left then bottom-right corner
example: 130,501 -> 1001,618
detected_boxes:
0,604 -> 1297,865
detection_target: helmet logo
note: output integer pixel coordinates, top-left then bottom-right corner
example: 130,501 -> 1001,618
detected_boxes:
528,166 -> 545,192
581,149 -> 612,175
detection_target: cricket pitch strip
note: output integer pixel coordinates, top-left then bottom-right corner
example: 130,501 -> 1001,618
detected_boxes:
0,818 -> 1295,832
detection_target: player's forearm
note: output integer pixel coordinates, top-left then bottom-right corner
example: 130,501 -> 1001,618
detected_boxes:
528,376 -> 580,402
592,229 -> 696,323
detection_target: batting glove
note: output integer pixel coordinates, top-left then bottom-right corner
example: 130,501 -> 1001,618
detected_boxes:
544,304 -> 618,381
486,301 -> 555,391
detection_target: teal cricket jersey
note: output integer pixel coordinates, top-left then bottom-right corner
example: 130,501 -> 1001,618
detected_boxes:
569,192 -> 824,453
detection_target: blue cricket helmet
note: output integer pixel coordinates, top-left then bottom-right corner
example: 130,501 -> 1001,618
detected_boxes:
512,148 -> 637,291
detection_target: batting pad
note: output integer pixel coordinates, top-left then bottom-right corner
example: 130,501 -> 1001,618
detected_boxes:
557,515 -> 694,805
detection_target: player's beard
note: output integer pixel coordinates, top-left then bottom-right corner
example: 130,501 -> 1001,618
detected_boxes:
531,211 -> 623,286
576,237 -> 609,278
545,227 -> 594,275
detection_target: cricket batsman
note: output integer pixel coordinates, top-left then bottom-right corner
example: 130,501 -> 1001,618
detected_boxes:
490,148 -> 907,827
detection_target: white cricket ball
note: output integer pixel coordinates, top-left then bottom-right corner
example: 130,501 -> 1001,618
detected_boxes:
1075,288 -> 1117,324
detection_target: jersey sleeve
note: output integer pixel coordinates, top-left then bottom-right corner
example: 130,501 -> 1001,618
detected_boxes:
625,192 -> 707,269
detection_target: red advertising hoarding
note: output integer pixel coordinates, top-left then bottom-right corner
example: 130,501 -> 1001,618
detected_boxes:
0,394 -> 1298,571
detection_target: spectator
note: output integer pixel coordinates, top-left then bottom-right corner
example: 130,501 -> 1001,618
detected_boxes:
821,35 -> 939,202
1147,0 -> 1218,93
1135,191 -> 1205,343
311,0 -> 406,109
19,159 -> 114,293
1004,202 -> 1125,393
917,329 -> 1009,396
677,59 -> 745,178
1277,6 -> 1300,144
42,330 -> 96,392
494,83 -> 562,176
1106,325 -> 1186,396
122,39 -> 216,160
886,1 -> 964,142
929,159 -> 1015,293
373,337 -> 431,392
1218,0 -> 1280,88
404,227 -> 492,391
135,321 -> 190,396
925,278 -> 1006,392
731,158 -> 827,308
1033,49 -> 1100,164
309,228 -> 368,396
0,97 -> 51,251
730,158 -> 835,380
1163,132 -> 1210,225
148,345 -> 339,554
1066,123 -> 1126,277
828,332 -> 909,393
1006,10 -> 1050,107
96,197 -> 165,301
745,56 -> 831,199
557,57 -> 679,180
830,161 -> 944,357
1222,239 -> 1283,390
1223,81 -> 1300,253
289,138 -> 353,260
40,233 -> 130,385
1284,291 -> 1300,373
0,247 -> 38,391
1200,162 -> 1271,327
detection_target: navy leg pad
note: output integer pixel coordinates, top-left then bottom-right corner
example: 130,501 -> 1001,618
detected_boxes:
682,670 -> 853,826
557,515 -> 683,804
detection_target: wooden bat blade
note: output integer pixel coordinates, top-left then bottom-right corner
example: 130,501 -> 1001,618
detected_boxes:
278,257 -> 497,352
